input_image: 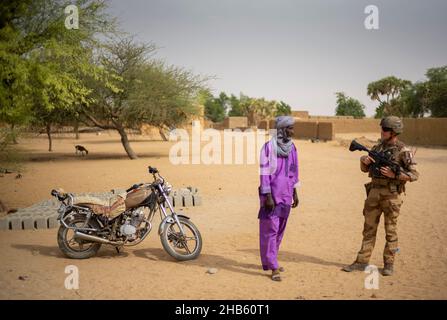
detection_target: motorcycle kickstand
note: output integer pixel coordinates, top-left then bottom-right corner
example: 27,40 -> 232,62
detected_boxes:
115,245 -> 124,254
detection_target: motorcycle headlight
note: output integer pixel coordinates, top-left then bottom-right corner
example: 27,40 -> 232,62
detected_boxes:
164,183 -> 172,195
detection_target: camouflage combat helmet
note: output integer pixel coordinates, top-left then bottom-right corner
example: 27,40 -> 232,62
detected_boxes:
380,116 -> 403,134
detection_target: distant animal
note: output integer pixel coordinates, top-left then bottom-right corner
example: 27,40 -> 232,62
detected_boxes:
15,173 -> 22,179
75,145 -> 89,156
0,168 -> 13,174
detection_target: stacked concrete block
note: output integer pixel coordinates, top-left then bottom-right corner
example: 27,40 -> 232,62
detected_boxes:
170,186 -> 202,208
34,216 -> 48,229
48,215 -> 60,228
9,217 -> 22,230
0,185 -> 203,231
22,216 -> 35,230
183,195 -> 193,207
192,194 -> 202,206
0,218 -> 9,231
172,194 -> 183,207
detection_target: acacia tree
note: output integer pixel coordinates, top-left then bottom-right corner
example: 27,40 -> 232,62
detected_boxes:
241,97 -> 278,126
0,0 -> 115,150
367,76 -> 412,118
83,37 -> 206,159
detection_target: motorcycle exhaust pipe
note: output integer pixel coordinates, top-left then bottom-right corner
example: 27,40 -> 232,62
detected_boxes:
74,231 -> 122,245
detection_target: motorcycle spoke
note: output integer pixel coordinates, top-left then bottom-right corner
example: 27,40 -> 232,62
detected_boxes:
182,241 -> 191,254
68,239 -> 78,246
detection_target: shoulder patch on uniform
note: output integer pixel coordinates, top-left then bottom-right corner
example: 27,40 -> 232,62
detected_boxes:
401,149 -> 416,165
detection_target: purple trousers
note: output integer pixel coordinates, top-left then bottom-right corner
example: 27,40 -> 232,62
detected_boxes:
258,204 -> 290,271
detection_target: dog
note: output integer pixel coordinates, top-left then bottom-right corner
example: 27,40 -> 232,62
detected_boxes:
75,145 -> 89,156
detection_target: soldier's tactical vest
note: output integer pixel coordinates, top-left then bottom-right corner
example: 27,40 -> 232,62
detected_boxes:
368,140 -> 406,193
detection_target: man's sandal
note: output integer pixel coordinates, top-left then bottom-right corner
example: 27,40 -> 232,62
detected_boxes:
271,270 -> 282,281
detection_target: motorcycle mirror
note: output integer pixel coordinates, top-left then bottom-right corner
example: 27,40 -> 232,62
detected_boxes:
148,166 -> 158,174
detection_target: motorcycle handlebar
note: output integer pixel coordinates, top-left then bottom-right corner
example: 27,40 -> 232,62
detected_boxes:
50,189 -> 69,202
126,183 -> 144,193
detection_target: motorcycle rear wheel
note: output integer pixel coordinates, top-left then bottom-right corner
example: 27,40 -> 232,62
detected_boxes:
57,214 -> 102,259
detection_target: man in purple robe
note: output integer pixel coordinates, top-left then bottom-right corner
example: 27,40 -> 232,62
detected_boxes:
258,115 -> 299,281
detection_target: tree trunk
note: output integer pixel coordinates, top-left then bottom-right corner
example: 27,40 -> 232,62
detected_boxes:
117,126 -> 138,159
46,122 -> 53,152
74,121 -> 79,139
159,128 -> 168,141
10,124 -> 18,144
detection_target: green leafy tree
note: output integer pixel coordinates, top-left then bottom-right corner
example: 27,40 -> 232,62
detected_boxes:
83,37 -> 206,159
204,91 -> 229,122
383,66 -> 447,118
275,101 -> 292,116
228,94 -> 244,116
241,97 -> 278,125
367,76 -> 412,118
0,0 -> 115,150
423,66 -> 447,117
334,92 -> 365,118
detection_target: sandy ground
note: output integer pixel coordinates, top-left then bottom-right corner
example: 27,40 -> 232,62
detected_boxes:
0,130 -> 446,300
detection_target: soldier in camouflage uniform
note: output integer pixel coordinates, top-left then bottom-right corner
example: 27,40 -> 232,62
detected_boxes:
343,116 -> 419,276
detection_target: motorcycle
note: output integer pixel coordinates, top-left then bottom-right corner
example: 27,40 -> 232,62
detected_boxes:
51,166 -> 202,261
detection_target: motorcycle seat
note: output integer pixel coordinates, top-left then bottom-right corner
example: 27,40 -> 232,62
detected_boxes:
74,195 -> 126,218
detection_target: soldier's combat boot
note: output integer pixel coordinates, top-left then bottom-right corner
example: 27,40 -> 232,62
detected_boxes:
342,262 -> 368,272
382,263 -> 394,276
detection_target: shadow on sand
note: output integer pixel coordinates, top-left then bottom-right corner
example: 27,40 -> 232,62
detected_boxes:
25,152 -> 167,162
11,244 -> 345,277
238,248 -> 345,269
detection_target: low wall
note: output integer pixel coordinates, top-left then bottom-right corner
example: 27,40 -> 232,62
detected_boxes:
309,115 -> 354,120
317,118 -> 381,134
293,121 -> 318,140
265,119 -> 335,141
215,116 -> 447,146
258,120 -> 269,130
224,117 -> 248,129
400,118 -> 447,146
317,122 -> 334,141
291,111 -> 309,119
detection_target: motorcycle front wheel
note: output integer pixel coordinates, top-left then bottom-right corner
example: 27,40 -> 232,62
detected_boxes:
160,217 -> 202,261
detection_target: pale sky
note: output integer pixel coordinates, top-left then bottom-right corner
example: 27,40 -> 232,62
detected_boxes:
106,0 -> 447,116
